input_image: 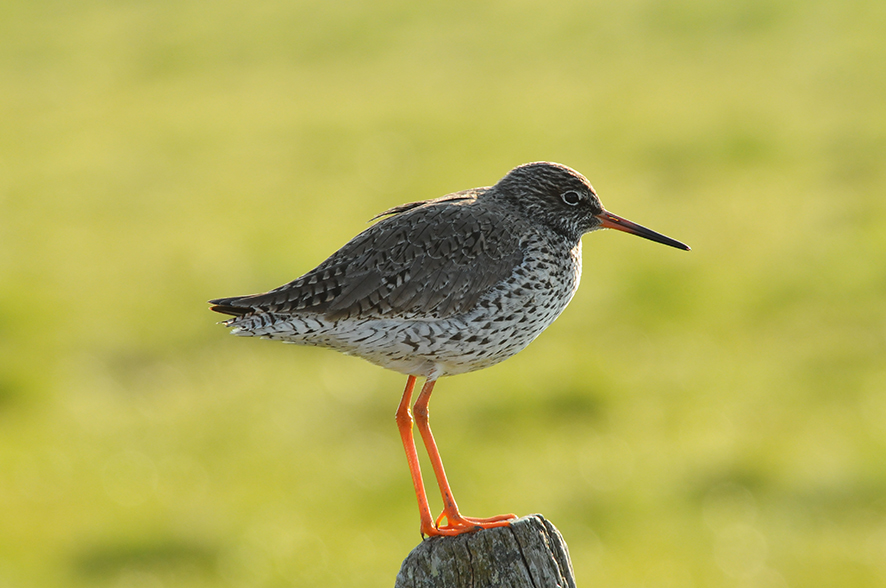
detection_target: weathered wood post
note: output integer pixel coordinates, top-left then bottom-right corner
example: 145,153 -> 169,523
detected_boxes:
394,514 -> 576,588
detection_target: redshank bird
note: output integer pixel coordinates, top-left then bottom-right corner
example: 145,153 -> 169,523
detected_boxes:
210,161 -> 689,537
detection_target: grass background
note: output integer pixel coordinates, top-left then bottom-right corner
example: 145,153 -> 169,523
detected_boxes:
2,0 -> 885,586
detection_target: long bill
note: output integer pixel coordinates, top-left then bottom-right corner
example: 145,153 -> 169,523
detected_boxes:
597,210 -> 690,251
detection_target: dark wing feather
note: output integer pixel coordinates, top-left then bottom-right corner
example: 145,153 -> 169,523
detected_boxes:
209,190 -> 524,321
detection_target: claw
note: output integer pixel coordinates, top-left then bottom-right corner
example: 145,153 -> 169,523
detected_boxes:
428,509 -> 516,536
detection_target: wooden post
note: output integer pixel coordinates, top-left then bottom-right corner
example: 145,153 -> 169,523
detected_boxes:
394,514 -> 576,588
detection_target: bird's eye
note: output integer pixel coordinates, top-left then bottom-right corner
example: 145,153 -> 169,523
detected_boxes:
560,191 -> 581,206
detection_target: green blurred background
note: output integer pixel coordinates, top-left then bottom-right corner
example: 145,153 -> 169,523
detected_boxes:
2,0 -> 885,586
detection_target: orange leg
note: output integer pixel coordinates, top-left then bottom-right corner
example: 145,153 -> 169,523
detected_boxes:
395,375 -> 437,537
412,378 -> 516,535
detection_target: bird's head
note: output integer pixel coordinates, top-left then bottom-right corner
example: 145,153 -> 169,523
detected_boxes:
493,161 -> 689,250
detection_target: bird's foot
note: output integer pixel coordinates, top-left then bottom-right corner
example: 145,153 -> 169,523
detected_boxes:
421,510 -> 517,537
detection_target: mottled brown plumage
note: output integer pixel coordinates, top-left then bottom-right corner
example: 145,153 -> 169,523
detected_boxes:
209,161 -> 688,537
211,190 -> 524,322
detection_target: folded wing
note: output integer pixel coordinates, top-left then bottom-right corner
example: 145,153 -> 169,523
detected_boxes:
209,192 -> 524,321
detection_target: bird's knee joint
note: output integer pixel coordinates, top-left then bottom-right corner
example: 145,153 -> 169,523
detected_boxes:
412,404 -> 429,422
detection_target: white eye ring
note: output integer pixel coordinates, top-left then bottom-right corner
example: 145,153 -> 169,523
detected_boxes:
561,190 -> 581,206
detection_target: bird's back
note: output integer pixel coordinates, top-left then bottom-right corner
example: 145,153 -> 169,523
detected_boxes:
211,190 -> 525,321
